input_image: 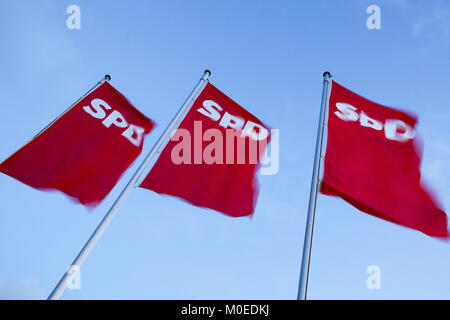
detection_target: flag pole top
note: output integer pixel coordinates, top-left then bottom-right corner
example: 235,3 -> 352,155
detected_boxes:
104,75 -> 111,81
202,69 -> 211,80
323,71 -> 331,78
201,70 -> 211,82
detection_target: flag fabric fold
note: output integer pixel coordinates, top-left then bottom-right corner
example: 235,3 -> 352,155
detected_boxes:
139,82 -> 270,217
320,80 -> 448,238
0,81 -> 155,207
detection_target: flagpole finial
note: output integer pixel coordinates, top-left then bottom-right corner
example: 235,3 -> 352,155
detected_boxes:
204,70 -> 211,76
104,75 -> 111,81
323,71 -> 331,78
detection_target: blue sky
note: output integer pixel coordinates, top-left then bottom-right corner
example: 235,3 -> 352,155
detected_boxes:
0,0 -> 450,299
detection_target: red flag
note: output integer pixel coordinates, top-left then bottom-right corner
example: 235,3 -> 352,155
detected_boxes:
0,81 -> 155,207
139,82 -> 269,217
321,81 -> 448,238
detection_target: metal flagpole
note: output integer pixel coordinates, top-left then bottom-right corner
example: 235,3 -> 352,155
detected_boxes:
297,71 -> 332,300
1,76 -> 111,168
32,75 -> 111,141
47,70 -> 211,300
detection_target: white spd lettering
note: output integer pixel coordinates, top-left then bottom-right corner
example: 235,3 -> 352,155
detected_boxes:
82,98 -> 145,147
334,102 -> 415,142
197,100 -> 268,141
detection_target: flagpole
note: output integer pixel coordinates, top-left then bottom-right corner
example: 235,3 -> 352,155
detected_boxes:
47,70 -> 211,300
1,75 -> 111,167
297,71 -> 331,300
32,75 -> 111,141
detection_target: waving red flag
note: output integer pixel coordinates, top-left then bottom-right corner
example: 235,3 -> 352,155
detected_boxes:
0,81 -> 155,207
321,81 -> 448,238
139,82 -> 269,217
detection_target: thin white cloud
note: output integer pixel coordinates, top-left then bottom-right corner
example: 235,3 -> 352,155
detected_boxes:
0,278 -> 44,300
412,6 -> 450,45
